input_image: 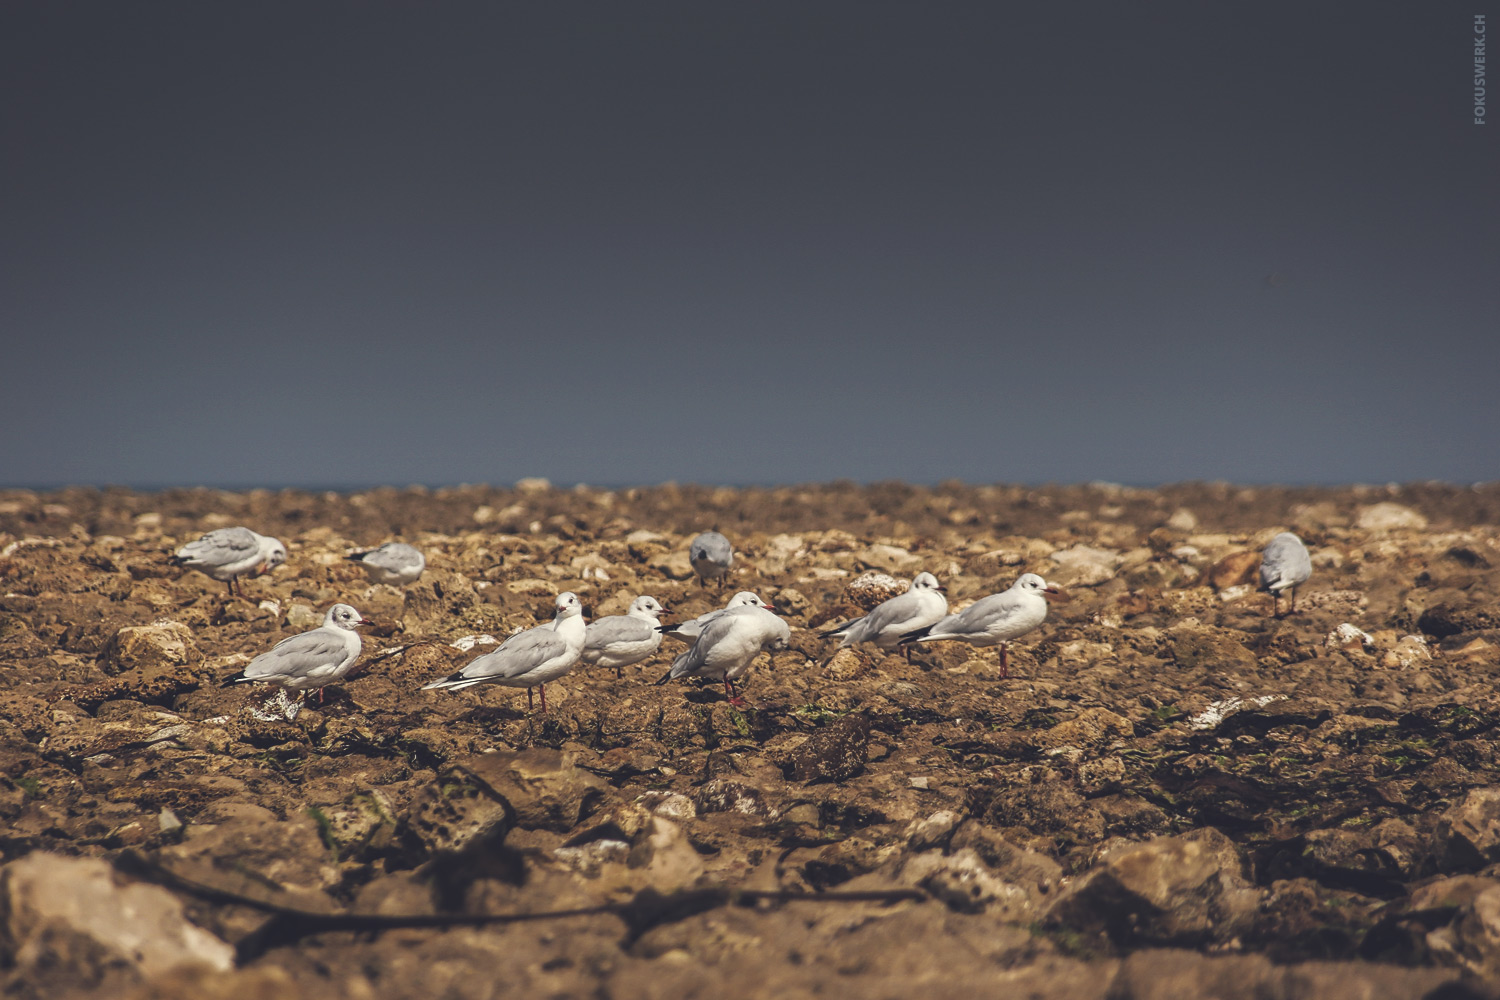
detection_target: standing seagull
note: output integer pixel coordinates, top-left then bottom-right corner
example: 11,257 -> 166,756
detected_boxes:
1259,532 -> 1312,617
422,592 -> 586,713
819,572 -> 948,663
347,541 -> 426,585
171,527 -> 287,597
658,605 -> 790,706
689,531 -> 734,589
900,573 -> 1067,679
222,603 -> 372,702
581,595 -> 667,678
658,591 -> 774,644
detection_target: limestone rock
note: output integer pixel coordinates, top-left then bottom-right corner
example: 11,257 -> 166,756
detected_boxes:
1047,545 -> 1122,587
1046,827 -> 1260,947
0,852 -> 234,980
1439,787 -> 1500,869
784,714 -> 870,783
99,620 -> 198,677
1356,502 -> 1428,532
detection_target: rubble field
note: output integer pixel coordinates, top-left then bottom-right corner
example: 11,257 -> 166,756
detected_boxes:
2,481 -> 1500,999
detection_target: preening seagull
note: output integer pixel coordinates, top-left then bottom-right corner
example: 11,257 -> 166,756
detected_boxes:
1258,532 -> 1312,617
422,592 -> 586,713
658,591 -> 774,643
581,595 -> 667,678
900,573 -> 1066,678
657,605 -> 790,706
347,541 -> 426,585
171,527 -> 286,597
818,572 -> 948,662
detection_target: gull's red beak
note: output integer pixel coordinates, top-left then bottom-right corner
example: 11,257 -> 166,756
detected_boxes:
358,618 -> 375,626
1043,587 -> 1070,603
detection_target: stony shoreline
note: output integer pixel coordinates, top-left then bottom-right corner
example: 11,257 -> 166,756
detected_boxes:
2,482 -> 1499,999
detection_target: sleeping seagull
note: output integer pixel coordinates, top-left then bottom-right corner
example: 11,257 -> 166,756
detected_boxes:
657,605 -> 790,706
347,541 -> 426,585
658,591 -> 774,643
819,572 -> 948,663
581,595 -> 667,678
689,530 -> 734,589
900,573 -> 1066,679
1259,532 -> 1312,617
171,527 -> 286,597
422,592 -> 586,713
222,603 -> 372,704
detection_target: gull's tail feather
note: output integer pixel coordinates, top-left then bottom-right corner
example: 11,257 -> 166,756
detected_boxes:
898,623 -> 935,645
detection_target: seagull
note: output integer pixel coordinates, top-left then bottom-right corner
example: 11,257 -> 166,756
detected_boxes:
899,573 -> 1067,679
658,591 -> 774,643
171,527 -> 287,597
222,603 -> 372,702
1259,532 -> 1312,617
581,595 -> 667,678
346,541 -> 426,585
689,530 -> 734,588
657,605 -> 790,706
422,592 -> 586,713
819,572 -> 948,663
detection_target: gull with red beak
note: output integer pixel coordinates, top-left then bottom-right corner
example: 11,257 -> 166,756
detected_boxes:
222,603 -> 373,704
819,572 -> 948,663
171,526 -> 286,597
422,592 -> 586,713
899,573 -> 1067,679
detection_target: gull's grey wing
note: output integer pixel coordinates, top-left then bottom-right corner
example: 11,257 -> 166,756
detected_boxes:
463,627 -> 568,680
245,631 -> 350,681
949,591 -> 1027,635
585,616 -> 656,649
365,542 -> 423,571
179,526 -> 259,562
857,588 -> 927,635
1260,534 -> 1311,590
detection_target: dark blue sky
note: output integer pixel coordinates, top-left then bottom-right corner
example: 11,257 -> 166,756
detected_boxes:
3,2 -> 1496,488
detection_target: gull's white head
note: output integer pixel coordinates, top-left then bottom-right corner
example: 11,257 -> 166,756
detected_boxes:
912,572 -> 943,592
554,592 -> 583,619
261,538 -> 287,573
727,591 -> 770,611
629,595 -> 665,617
1015,573 -> 1068,602
325,603 -> 374,630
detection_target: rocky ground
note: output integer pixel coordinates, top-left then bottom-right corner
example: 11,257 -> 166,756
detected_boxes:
3,481 -> 1500,999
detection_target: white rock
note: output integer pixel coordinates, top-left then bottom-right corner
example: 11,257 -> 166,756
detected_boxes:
0,853 -> 234,975
1356,502 -> 1428,532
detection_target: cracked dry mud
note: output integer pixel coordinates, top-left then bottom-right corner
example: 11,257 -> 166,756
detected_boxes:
2,481 -> 1500,999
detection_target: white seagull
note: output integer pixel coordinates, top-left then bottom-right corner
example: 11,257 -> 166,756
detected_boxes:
900,573 -> 1067,678
818,571 -> 948,663
171,526 -> 287,597
658,591 -> 774,643
581,595 -> 667,677
422,592 -> 586,713
347,541 -> 426,585
1259,532 -> 1312,617
658,605 -> 790,706
689,530 -> 734,588
222,603 -> 372,701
